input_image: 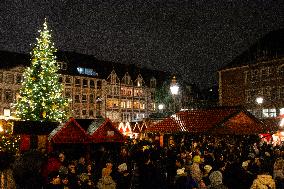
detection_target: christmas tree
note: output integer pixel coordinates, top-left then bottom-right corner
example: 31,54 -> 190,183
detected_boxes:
14,19 -> 68,122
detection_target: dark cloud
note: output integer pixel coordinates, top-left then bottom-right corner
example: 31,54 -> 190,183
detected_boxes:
0,0 -> 283,88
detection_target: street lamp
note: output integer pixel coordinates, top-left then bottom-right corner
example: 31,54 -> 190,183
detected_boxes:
170,76 -> 179,112
256,97 -> 264,118
158,104 -> 164,113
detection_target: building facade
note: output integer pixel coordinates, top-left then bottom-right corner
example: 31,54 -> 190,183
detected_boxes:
0,51 -> 160,123
219,29 -> 284,120
219,57 -> 284,119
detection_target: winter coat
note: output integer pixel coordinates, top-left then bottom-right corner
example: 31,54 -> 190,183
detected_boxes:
250,174 -> 276,189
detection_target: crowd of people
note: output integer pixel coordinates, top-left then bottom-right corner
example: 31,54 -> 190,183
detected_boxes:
10,134 -> 284,189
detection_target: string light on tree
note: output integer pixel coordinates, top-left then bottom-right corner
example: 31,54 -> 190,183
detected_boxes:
13,19 -> 69,123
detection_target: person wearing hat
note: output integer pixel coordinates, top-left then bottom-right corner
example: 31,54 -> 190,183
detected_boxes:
190,155 -> 203,187
202,165 -> 213,186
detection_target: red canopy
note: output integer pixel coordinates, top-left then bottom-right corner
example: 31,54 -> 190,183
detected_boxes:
146,107 -> 267,135
49,117 -> 90,144
89,118 -> 125,143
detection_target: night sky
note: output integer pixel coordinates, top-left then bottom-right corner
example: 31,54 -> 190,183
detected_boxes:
0,0 -> 283,88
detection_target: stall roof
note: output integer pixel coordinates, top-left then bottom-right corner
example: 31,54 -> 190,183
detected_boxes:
146,107 -> 267,135
49,117 -> 90,143
88,118 -> 125,143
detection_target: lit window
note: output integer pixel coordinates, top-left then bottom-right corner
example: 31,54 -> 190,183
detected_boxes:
263,108 -> 276,118
82,95 -> 87,102
83,79 -> 88,87
280,108 -> 284,115
75,78 -> 80,86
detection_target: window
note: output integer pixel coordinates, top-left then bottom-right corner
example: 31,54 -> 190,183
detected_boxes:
126,101 -> 131,108
57,62 -> 67,70
4,90 -> 13,102
75,95 -> 80,103
5,73 -> 14,84
82,95 -> 87,102
77,67 -> 97,76
97,80 -> 102,89
90,80 -> 95,88
89,110 -> 94,117
65,88 -> 72,98
263,108 -> 276,118
83,79 -> 88,87
75,78 -> 80,86
261,67 -> 271,80
90,94 -> 94,103
251,70 -> 259,82
16,74 -> 22,84
65,77 -> 71,85
121,101 -> 126,108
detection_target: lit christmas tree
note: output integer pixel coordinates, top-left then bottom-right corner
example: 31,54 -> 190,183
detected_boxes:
14,19 -> 68,122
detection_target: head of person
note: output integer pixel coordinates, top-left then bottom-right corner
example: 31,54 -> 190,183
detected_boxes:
68,162 -> 76,174
209,171 -> 223,186
58,152 -> 65,163
48,171 -> 61,185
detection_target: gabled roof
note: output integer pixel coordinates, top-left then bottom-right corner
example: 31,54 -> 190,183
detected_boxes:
49,117 -> 90,143
146,107 -> 266,135
146,117 -> 186,133
89,118 -> 124,143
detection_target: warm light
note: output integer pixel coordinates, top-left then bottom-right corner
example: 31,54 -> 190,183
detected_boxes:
0,125 -> 3,132
170,85 -> 179,95
256,97 -> 264,104
158,104 -> 164,110
4,109 -> 10,117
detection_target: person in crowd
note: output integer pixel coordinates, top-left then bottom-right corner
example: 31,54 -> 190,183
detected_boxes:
273,157 -> 284,188
67,161 -> 80,189
114,162 -> 130,189
208,170 -> 228,189
97,161 -> 116,189
190,155 -> 203,187
46,171 -> 62,189
202,164 -> 213,186
60,174 -> 70,189
77,156 -> 87,175
250,164 -> 276,189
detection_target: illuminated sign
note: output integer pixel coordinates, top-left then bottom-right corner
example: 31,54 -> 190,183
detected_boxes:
77,67 -> 98,76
